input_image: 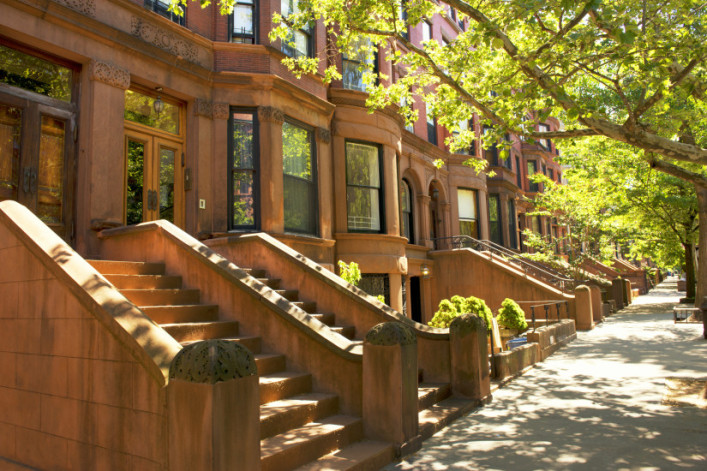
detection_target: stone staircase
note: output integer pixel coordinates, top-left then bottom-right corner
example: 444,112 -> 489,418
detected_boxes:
88,259 -> 393,470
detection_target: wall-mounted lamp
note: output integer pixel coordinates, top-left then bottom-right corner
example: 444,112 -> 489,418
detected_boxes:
153,87 -> 165,116
432,188 -> 439,200
421,264 -> 431,279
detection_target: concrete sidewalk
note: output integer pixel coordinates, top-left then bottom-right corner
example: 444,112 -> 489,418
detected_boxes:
386,280 -> 707,470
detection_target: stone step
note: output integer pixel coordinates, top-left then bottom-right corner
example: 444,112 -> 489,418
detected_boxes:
120,288 -> 200,306
417,382 -> 451,411
260,371 -> 312,405
309,313 -> 335,326
275,289 -> 300,301
293,301 -> 317,313
142,305 -> 219,324
331,325 -> 356,340
418,396 -> 477,441
104,274 -> 183,289
255,353 -> 287,376
261,416 -> 364,471
161,320 -> 239,343
88,260 -> 165,275
260,392 -> 339,439
256,278 -> 281,289
295,440 -> 395,471
181,335 -> 262,354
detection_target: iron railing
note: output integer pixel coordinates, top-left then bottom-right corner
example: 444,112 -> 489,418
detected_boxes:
516,300 -> 571,331
430,235 -> 577,292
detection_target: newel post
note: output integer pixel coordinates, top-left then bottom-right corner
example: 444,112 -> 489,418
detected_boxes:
574,285 -> 594,331
612,278 -> 625,310
363,322 -> 418,448
449,314 -> 491,401
167,340 -> 261,471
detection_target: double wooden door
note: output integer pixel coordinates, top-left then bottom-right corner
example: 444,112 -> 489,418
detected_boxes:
124,129 -> 183,227
0,91 -> 75,241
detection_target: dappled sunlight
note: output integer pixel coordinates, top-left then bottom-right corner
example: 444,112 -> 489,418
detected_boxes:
387,282 -> 707,470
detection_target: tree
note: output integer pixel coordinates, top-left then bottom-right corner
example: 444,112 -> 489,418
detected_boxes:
530,137 -> 699,297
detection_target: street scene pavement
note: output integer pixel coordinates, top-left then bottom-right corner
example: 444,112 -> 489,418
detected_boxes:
387,279 -> 707,470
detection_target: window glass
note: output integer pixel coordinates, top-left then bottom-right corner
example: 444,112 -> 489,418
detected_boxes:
124,89 -> 180,135
426,108 -> 436,144
346,142 -> 382,232
401,179 -> 413,242
281,0 -> 312,58
232,0 -> 256,43
0,44 -> 72,102
359,274 -> 390,305
229,110 -> 257,228
527,160 -> 539,192
489,194 -> 502,245
343,37 -> 376,92
422,22 -> 432,43
144,0 -> 185,26
457,188 -> 478,239
538,123 -> 551,150
37,115 -> 65,224
283,121 -> 317,234
507,198 -> 517,249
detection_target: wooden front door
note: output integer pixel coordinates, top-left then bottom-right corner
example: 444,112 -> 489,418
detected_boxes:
124,130 -> 183,227
0,93 -> 76,242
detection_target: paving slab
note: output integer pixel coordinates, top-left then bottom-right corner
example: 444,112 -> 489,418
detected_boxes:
386,279 -> 707,470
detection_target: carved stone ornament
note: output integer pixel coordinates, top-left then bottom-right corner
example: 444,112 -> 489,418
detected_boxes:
130,17 -> 199,64
193,99 -> 213,118
258,106 -> 284,124
169,339 -> 257,384
316,127 -> 331,144
449,313 -> 486,336
212,103 -> 229,120
54,0 -> 96,17
365,322 -> 416,346
89,60 -> 130,90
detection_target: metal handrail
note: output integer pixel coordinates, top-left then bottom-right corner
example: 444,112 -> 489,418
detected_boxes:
430,235 -> 576,292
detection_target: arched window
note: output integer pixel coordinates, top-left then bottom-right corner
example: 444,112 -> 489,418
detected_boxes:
401,179 -> 414,243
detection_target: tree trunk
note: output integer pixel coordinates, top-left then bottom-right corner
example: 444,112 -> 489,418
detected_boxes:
683,242 -> 696,300
695,185 -> 707,339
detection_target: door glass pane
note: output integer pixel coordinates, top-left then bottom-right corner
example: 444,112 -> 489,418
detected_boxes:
232,171 -> 255,227
0,44 -> 72,102
37,116 -> 65,224
126,139 -> 145,225
124,89 -> 180,135
159,147 -> 175,222
0,104 -> 22,201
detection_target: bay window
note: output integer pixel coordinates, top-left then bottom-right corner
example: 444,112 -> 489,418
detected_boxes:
346,141 -> 383,232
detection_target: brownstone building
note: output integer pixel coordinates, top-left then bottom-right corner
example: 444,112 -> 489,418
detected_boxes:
0,2 -> 581,468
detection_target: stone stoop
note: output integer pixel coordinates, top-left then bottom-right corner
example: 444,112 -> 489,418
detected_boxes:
416,383 -> 478,442
88,259 -> 394,471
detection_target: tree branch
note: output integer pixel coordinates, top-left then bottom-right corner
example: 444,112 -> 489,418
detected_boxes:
647,157 -> 707,188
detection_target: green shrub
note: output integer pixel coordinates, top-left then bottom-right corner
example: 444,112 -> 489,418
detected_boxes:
337,260 -> 361,286
496,298 -> 528,331
428,300 -> 458,328
463,296 -> 493,332
428,296 -> 493,331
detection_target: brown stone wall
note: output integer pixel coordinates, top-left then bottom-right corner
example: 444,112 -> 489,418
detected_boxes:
430,248 -> 574,313
0,218 -> 168,470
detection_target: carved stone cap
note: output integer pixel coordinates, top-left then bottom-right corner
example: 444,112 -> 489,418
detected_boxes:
258,106 -> 284,124
89,60 -> 130,90
316,127 -> 331,144
169,339 -> 257,383
449,313 -> 486,336
575,284 -> 591,292
365,322 -> 416,346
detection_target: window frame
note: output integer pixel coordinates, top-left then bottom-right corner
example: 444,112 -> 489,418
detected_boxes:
457,187 -> 479,239
345,139 -> 385,234
527,160 -> 540,192
282,117 -> 318,236
488,193 -> 503,245
280,0 -> 314,58
401,178 -> 414,243
144,0 -> 185,26
507,198 -> 517,250
426,110 -> 436,145
537,123 -> 551,151
342,38 -> 379,92
229,0 -> 257,44
227,107 -> 260,231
